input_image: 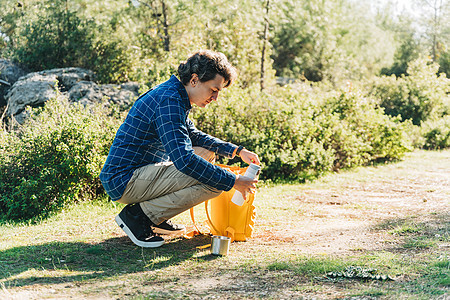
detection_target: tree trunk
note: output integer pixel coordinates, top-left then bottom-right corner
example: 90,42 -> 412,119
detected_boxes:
260,0 -> 270,91
161,0 -> 170,52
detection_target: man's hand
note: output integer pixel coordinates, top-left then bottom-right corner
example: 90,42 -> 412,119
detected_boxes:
233,174 -> 258,200
239,149 -> 260,165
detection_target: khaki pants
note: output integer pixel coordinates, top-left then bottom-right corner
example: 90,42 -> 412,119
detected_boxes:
117,147 -> 222,225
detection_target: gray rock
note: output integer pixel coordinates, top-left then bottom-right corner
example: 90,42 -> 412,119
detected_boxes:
38,67 -> 95,91
68,81 -> 139,108
0,59 -> 28,107
5,72 -> 58,117
5,67 -> 140,123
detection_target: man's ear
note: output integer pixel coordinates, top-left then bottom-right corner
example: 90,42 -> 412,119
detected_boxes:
190,73 -> 199,86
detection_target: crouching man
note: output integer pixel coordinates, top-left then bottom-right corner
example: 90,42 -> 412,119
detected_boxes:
100,50 -> 260,247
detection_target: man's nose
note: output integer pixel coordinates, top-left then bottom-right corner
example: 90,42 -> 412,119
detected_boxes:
212,92 -> 219,101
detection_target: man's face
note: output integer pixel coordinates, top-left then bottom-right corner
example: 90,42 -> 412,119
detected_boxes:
188,74 -> 225,108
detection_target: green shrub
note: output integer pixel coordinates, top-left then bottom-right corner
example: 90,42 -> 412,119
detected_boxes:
369,57 -> 450,125
0,95 -> 122,221
0,82 -> 415,221
90,37 -> 139,84
191,85 -> 412,181
7,0 -> 144,84
9,0 -> 95,72
321,91 -> 413,169
192,86 -> 337,180
420,116 -> 450,150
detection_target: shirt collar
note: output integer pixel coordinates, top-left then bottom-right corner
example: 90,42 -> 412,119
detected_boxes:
169,75 -> 191,110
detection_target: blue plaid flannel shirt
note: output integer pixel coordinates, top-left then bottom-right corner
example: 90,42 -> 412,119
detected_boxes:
100,75 -> 237,201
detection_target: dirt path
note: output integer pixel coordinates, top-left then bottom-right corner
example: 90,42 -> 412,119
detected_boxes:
252,150 -> 449,255
185,150 -> 450,298
2,150 -> 449,299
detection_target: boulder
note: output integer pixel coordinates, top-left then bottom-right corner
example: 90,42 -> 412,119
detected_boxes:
0,59 -> 28,107
5,72 -> 58,123
39,67 -> 95,91
5,67 -> 140,123
68,81 -> 140,108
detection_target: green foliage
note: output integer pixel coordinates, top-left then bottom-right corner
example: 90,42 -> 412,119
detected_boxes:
321,91 -> 412,169
0,0 -> 447,87
0,95 -> 122,221
381,32 -> 421,77
192,86 -> 334,180
438,48 -> 450,78
3,0 -> 144,83
90,35 -> 139,84
369,57 -> 450,125
270,0 -> 396,84
420,116 -> 450,150
0,0 -> 446,222
194,0 -> 271,88
192,84 -> 412,181
8,0 -> 95,71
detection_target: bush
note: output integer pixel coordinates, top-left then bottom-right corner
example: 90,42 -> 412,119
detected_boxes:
9,0 -> 95,72
6,0 -> 144,84
192,86 -> 336,181
0,95 -> 122,221
369,57 -> 450,125
321,91 -> 412,169
0,81 -> 415,221
420,116 -> 450,150
191,84 -> 412,181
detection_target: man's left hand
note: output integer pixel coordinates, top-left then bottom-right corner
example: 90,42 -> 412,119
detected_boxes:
240,149 -> 260,165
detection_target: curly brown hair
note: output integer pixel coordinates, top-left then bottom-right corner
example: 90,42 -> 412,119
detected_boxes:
178,50 -> 237,88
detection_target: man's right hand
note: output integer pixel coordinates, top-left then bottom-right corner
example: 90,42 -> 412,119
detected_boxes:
233,174 -> 258,200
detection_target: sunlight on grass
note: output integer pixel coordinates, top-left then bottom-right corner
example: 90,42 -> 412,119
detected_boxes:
0,200 -> 121,250
1,268 -> 103,286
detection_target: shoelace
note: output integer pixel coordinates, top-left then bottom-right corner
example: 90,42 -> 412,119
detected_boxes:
164,219 -> 181,230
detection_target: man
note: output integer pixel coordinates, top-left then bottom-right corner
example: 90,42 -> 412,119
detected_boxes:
100,50 -> 260,248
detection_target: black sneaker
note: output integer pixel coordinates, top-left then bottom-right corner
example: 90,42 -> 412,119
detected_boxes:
115,204 -> 165,248
152,219 -> 186,236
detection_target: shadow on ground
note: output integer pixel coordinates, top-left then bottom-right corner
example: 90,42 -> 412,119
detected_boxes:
0,233 -> 217,288
371,211 -> 450,252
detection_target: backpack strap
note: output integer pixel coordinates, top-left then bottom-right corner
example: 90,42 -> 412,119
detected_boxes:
205,199 -> 220,234
184,207 -> 203,238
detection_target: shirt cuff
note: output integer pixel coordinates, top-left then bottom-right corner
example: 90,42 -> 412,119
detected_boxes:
220,143 -> 238,158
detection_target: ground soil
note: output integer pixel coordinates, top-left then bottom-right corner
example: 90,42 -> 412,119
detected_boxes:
2,150 -> 449,299
253,162 -> 450,256
183,150 -> 450,299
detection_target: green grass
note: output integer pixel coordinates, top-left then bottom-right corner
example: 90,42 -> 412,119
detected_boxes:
1,150 -> 449,299
388,223 -> 422,235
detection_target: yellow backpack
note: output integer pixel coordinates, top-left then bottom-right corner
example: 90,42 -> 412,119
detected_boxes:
189,165 -> 256,242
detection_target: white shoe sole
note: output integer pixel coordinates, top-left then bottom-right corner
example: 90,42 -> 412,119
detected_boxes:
115,215 -> 165,248
152,227 -> 187,236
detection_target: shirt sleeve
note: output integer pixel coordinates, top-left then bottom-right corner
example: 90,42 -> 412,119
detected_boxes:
155,97 -> 236,191
186,118 -> 237,158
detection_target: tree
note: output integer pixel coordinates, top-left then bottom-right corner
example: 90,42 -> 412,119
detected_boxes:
260,0 -> 270,91
131,0 -> 171,52
416,0 -> 449,62
412,0 -> 450,76
270,0 -> 396,84
379,14 -> 423,77
8,0 -> 95,71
